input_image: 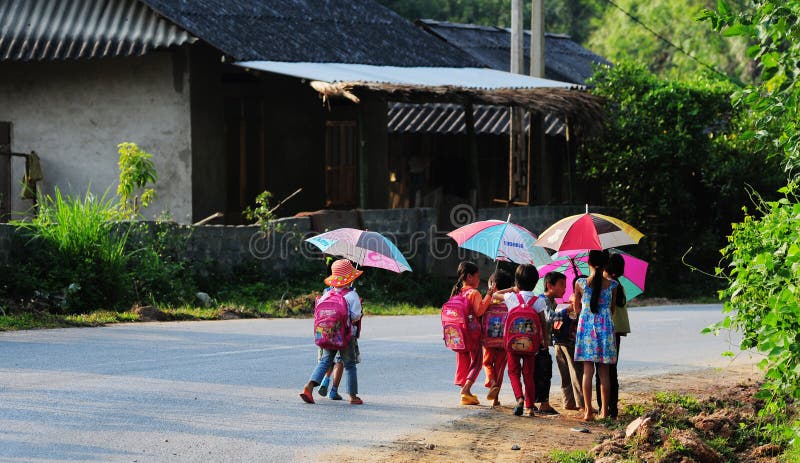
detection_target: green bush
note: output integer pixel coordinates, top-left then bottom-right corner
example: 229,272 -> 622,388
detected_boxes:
125,221 -> 194,306
702,0 -> 800,449
580,62 -> 783,297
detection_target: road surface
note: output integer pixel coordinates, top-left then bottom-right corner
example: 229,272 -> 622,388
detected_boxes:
0,304 -> 752,462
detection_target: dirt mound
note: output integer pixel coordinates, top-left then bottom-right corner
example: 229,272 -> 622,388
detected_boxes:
132,305 -> 168,321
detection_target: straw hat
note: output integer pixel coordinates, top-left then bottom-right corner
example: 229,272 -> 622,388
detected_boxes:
324,259 -> 363,287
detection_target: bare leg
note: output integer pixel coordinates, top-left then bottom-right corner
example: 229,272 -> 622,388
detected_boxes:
581,362 -> 595,421
597,363 -> 611,418
331,362 -> 344,388
460,379 -> 475,396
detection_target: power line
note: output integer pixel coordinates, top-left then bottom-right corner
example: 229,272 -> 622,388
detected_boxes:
600,0 -> 736,82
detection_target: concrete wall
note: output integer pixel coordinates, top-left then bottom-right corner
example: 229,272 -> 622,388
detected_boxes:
0,48 -> 193,222
0,206 -> 611,280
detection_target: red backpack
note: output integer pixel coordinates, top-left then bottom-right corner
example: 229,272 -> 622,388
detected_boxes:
314,288 -> 352,350
441,288 -> 481,352
504,294 -> 542,356
482,303 -> 508,349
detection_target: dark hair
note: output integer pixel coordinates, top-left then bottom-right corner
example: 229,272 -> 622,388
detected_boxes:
451,261 -> 479,297
490,269 -> 514,291
543,271 -> 567,290
587,250 -> 610,313
515,264 -> 539,291
607,253 -> 627,307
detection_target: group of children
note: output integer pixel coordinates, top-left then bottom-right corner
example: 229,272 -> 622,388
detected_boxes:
449,249 -> 630,421
298,250 -> 631,422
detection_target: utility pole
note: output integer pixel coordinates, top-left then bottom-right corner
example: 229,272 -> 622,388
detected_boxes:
508,0 -> 526,205
530,0 -> 550,204
530,0 -> 544,78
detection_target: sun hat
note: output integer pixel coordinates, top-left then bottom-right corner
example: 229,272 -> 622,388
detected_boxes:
324,259 -> 363,287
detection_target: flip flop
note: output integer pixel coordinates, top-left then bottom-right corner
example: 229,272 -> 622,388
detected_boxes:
350,397 -> 363,405
299,390 -> 315,404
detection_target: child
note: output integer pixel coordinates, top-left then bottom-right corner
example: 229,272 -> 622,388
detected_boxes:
574,250 -> 617,421
553,289 -> 584,411
496,264 -> 542,416
532,271 -> 567,416
482,269 -> 514,407
300,259 -> 364,405
595,252 -> 630,419
449,261 -> 494,405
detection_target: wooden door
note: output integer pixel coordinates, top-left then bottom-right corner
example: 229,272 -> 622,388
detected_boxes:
324,121 -> 358,208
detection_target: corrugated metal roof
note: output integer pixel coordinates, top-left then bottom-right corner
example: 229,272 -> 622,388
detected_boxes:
235,61 -> 578,89
388,102 -> 565,137
417,20 -> 611,85
0,0 -> 194,61
141,0 -> 481,66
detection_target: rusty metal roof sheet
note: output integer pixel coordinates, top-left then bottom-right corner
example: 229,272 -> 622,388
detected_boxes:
388,102 -> 565,137
0,0 -> 194,61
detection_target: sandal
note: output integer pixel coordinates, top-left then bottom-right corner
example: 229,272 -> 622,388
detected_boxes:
329,391 -> 343,400
299,389 -> 315,404
513,401 -> 524,416
318,384 -> 328,397
460,394 -> 480,406
486,386 -> 500,401
350,396 -> 363,405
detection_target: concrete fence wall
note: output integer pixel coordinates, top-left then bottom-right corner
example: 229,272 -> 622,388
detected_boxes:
0,205 -> 610,277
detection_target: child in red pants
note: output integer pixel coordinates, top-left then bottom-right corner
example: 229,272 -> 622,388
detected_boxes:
482,269 -> 514,406
450,261 -> 493,405
495,264 -> 542,416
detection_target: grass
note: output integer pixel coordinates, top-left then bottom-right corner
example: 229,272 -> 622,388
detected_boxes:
0,300 -> 441,331
548,450 -> 594,463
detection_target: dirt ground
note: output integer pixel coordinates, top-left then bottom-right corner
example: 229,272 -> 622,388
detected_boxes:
330,363 -> 762,463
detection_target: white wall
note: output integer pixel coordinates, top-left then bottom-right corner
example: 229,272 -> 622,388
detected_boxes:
0,50 -> 192,222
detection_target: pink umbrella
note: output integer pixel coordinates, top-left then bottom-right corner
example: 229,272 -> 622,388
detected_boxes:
535,249 -> 648,303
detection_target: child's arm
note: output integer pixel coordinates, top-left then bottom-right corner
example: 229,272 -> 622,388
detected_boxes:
491,286 -> 515,303
477,282 -> 497,315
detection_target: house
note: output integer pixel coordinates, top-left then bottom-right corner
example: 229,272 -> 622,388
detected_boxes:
384,20 -> 611,211
0,0 -> 601,225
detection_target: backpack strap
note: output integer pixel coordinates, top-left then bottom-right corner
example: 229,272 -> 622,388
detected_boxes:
517,293 -> 536,309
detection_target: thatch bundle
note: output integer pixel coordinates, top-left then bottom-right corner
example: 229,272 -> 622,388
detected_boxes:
310,80 -> 605,135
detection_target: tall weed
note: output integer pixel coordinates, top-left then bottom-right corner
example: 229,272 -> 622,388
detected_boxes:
14,188 -> 131,312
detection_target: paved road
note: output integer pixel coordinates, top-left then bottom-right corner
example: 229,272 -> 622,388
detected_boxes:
0,304 -> 753,462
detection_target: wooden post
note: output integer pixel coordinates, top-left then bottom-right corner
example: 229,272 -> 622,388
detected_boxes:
358,106 -> 367,209
509,0 -> 525,205
464,101 -> 480,208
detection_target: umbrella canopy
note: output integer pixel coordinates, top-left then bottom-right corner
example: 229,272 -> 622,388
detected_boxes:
306,228 -> 412,273
535,250 -> 648,303
536,208 -> 644,254
447,219 -> 551,266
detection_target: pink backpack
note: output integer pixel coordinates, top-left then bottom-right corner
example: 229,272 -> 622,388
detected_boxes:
314,288 -> 352,350
504,294 -> 542,356
441,289 -> 481,352
482,303 -> 508,349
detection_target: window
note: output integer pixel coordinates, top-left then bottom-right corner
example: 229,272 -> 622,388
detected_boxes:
324,121 -> 358,208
